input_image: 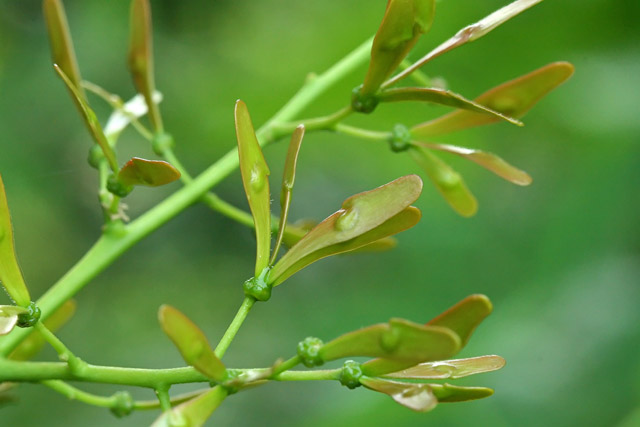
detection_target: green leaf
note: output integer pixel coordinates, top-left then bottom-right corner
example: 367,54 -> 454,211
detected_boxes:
9,300 -> 76,361
272,207 -> 420,286
234,100 -> 271,276
117,157 -> 180,188
270,175 -> 422,285
158,305 -> 226,382
53,65 -> 119,172
151,386 -> 228,427
384,355 -> 506,379
409,146 -> 477,217
360,377 -> 438,412
43,0 -> 84,100
429,383 -> 494,402
412,62 -> 575,137
0,175 -> 31,307
361,0 -> 436,96
320,318 -> 460,366
413,142 -> 532,186
272,125 -> 305,264
379,87 -> 522,126
128,0 -> 163,131
0,306 -> 28,336
427,294 -> 492,347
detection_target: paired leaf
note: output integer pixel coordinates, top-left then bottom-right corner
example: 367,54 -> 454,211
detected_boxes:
104,91 -> 163,139
362,0 -> 436,96
53,65 -> 119,171
0,306 -> 28,336
360,377 -> 437,412
414,142 -> 532,186
151,386 -> 228,427
158,305 -> 225,382
379,88 -> 522,126
385,355 -> 506,380
128,0 -> 163,131
43,0 -> 84,100
427,294 -> 492,347
409,146 -> 477,217
412,62 -> 575,137
235,100 -> 271,276
0,175 -> 31,307
117,157 -> 180,188
429,383 -> 494,402
270,175 -> 423,285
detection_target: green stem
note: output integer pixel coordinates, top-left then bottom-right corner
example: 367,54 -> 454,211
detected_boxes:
399,59 -> 432,87
134,389 -> 208,410
335,123 -> 391,141
214,296 -> 255,359
273,369 -> 341,382
42,380 -> 118,409
34,322 -> 78,365
155,385 -> 172,411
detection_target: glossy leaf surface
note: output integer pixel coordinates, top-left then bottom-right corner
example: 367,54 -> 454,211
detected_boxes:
0,306 -> 28,336
0,176 -> 31,306
430,383 -> 494,402
151,386 -> 227,427
362,0 -> 436,96
414,142 -> 532,185
360,377 -> 437,412
235,100 -> 271,276
117,157 -> 180,188
158,305 -> 225,382
412,62 -> 575,136
427,294 -> 493,347
270,175 -> 422,285
385,355 -> 506,379
409,146 -> 477,217
379,87 -> 522,126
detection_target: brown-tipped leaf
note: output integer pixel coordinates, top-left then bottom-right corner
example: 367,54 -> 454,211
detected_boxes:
270,175 -> 422,285
0,306 -> 28,336
385,355 -> 506,380
118,157 -> 180,188
415,142 -> 532,185
430,383 -> 494,402
151,386 -> 228,427
361,0 -> 436,96
360,377 -> 437,412
158,305 -> 225,382
380,87 -> 522,126
0,176 -> 31,307
235,100 -> 271,276
412,62 -> 575,137
427,294 -> 492,347
409,146 -> 477,217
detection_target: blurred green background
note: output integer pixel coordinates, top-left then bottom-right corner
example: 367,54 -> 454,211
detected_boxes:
1,0 -> 639,425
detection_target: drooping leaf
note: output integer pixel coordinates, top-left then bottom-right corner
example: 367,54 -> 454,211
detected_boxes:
414,142 -> 532,185
104,91 -> 163,139
128,0 -> 163,131
384,355 -> 506,380
379,87 -> 522,126
43,0 -> 84,100
151,386 -> 228,427
158,305 -> 226,382
412,62 -> 575,137
270,175 -> 422,285
0,306 -> 28,336
0,175 -> 31,307
9,300 -> 76,361
53,65 -> 119,171
117,157 -> 180,188
234,100 -> 271,277
272,125 -> 305,264
409,146 -> 477,217
429,383 -> 494,402
360,377 -> 438,412
272,207 -> 420,286
427,294 -> 493,347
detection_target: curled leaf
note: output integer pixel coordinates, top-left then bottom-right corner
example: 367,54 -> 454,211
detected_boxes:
0,175 -> 31,307
409,146 -> 477,217
117,157 -> 180,188
158,305 -> 225,382
235,100 -> 271,276
151,386 -> 227,427
427,294 -> 493,347
385,355 -> 506,380
414,142 -> 532,185
429,383 -> 494,402
360,377 -> 437,412
0,306 -> 28,336
412,62 -> 575,136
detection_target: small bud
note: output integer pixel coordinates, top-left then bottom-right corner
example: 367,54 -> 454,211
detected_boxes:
339,360 -> 363,390
151,132 -> 175,155
388,124 -> 412,153
110,391 -> 134,418
351,86 -> 379,114
87,144 -> 105,169
297,337 -> 324,368
107,175 -> 133,198
242,275 -> 272,302
17,302 -> 41,328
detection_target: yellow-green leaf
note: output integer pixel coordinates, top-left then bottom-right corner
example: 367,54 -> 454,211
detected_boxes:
427,294 -> 493,347
0,175 -> 31,307
235,100 -> 271,276
429,383 -> 494,402
384,355 -> 506,380
117,157 -> 180,187
412,62 -> 575,137
151,386 -> 227,427
360,377 -> 437,412
158,305 -> 225,382
409,146 -> 477,217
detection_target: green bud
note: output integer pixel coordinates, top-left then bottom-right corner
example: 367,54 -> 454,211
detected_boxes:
109,391 -> 134,418
87,144 -> 105,169
242,268 -> 272,302
351,85 -> 379,114
339,360 -> 363,390
152,132 -> 175,155
107,175 -> 133,198
388,124 -> 412,153
16,302 -> 41,328
297,337 -> 324,368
